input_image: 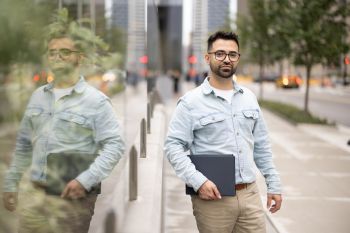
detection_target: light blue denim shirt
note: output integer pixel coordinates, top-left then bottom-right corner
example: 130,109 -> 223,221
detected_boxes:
164,78 -> 281,194
4,77 -> 125,192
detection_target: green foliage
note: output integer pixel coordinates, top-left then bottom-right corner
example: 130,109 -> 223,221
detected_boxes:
45,8 -> 109,67
286,0 -> 349,67
237,0 -> 349,68
0,0 -> 55,74
259,100 -> 329,124
238,0 -> 349,112
237,1 -> 268,65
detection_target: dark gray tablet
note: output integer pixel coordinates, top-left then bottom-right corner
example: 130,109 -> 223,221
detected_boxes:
186,154 -> 236,196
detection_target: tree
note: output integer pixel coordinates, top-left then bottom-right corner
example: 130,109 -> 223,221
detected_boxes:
0,0 -> 55,121
237,0 -> 291,99
286,0 -> 349,112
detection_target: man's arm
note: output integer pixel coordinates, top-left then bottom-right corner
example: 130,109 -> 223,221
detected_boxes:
164,100 -> 209,193
74,99 -> 125,193
253,108 -> 282,212
3,111 -> 33,210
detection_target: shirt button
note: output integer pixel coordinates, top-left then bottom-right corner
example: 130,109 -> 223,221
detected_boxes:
233,114 -> 236,117
239,150 -> 242,153
236,132 -> 239,136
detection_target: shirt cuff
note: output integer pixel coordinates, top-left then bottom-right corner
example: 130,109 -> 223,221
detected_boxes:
266,181 -> 282,194
76,170 -> 98,192
3,178 -> 19,192
188,171 -> 208,192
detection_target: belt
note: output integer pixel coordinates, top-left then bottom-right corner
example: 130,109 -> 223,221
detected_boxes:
235,182 -> 253,191
32,181 -> 48,190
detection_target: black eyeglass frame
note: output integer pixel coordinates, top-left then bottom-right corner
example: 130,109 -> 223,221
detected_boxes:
47,48 -> 80,59
208,50 -> 241,62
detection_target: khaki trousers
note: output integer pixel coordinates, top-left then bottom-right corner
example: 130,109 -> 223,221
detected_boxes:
191,182 -> 266,233
17,184 -> 97,233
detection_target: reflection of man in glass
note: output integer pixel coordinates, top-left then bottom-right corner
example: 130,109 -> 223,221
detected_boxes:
2,9 -> 125,233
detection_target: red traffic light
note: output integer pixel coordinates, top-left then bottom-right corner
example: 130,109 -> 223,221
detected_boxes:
139,55 -> 148,64
33,74 -> 40,82
188,55 -> 197,64
345,55 -> 350,65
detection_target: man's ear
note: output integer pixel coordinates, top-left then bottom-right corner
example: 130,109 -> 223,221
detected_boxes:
77,53 -> 86,65
205,53 -> 210,64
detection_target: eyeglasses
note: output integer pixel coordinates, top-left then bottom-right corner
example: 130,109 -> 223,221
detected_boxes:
47,48 -> 79,59
208,50 -> 240,62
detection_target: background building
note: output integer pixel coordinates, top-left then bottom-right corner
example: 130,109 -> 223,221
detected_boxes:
191,0 -> 230,74
158,0 -> 183,73
125,0 -> 146,74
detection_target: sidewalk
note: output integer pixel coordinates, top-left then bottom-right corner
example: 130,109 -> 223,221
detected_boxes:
259,109 -> 350,233
162,81 -> 350,233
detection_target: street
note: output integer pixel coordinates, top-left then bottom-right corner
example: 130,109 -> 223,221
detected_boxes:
244,82 -> 350,127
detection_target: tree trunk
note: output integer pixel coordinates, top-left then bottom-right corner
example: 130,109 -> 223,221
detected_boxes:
278,61 -> 283,77
0,71 -> 13,123
259,62 -> 264,100
343,57 -> 348,86
304,65 -> 312,113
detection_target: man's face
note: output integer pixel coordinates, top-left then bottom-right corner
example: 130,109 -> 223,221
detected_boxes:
47,37 -> 81,75
205,39 -> 240,79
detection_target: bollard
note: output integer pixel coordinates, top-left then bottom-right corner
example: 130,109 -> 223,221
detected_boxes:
129,145 -> 138,201
104,210 -> 116,233
150,91 -> 154,118
140,118 -> 147,158
147,103 -> 151,134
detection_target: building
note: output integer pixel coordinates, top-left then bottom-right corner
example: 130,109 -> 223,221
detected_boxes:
191,0 -> 230,74
110,0 -> 128,30
125,0 -> 146,74
158,0 -> 183,73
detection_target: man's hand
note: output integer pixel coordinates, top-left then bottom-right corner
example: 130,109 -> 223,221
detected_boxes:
3,192 -> 18,211
198,180 -> 221,200
61,179 -> 87,199
267,193 -> 282,213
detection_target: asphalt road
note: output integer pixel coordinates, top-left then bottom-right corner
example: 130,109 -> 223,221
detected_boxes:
244,82 -> 350,127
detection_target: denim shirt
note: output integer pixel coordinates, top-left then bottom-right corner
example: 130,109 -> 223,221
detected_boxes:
164,78 -> 282,194
4,77 -> 125,192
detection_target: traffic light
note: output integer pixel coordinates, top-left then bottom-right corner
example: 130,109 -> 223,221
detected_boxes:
344,55 -> 350,65
139,55 -> 148,64
188,55 -> 197,64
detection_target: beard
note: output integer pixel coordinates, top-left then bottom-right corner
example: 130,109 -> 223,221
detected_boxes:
209,62 -> 237,79
48,61 -> 78,76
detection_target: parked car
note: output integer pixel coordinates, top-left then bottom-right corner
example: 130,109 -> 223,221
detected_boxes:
253,74 -> 279,82
276,75 -> 302,88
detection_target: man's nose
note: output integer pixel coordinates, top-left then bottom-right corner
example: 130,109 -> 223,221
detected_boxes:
223,54 -> 230,63
52,52 -> 63,60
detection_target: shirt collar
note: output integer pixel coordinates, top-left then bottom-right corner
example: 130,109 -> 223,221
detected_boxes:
201,77 -> 244,95
44,76 -> 87,94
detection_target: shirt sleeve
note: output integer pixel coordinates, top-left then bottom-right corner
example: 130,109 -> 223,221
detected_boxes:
164,99 -> 207,192
76,99 -> 125,191
3,112 -> 33,192
253,108 -> 282,194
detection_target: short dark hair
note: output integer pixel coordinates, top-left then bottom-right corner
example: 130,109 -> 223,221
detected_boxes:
207,31 -> 239,51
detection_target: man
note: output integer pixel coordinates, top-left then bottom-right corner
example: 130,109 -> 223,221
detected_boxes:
2,12 -> 125,233
164,31 -> 282,233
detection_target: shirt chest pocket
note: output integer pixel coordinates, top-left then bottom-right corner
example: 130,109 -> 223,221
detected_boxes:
238,109 -> 259,133
55,112 -> 93,143
198,113 -> 228,143
26,107 -> 47,130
